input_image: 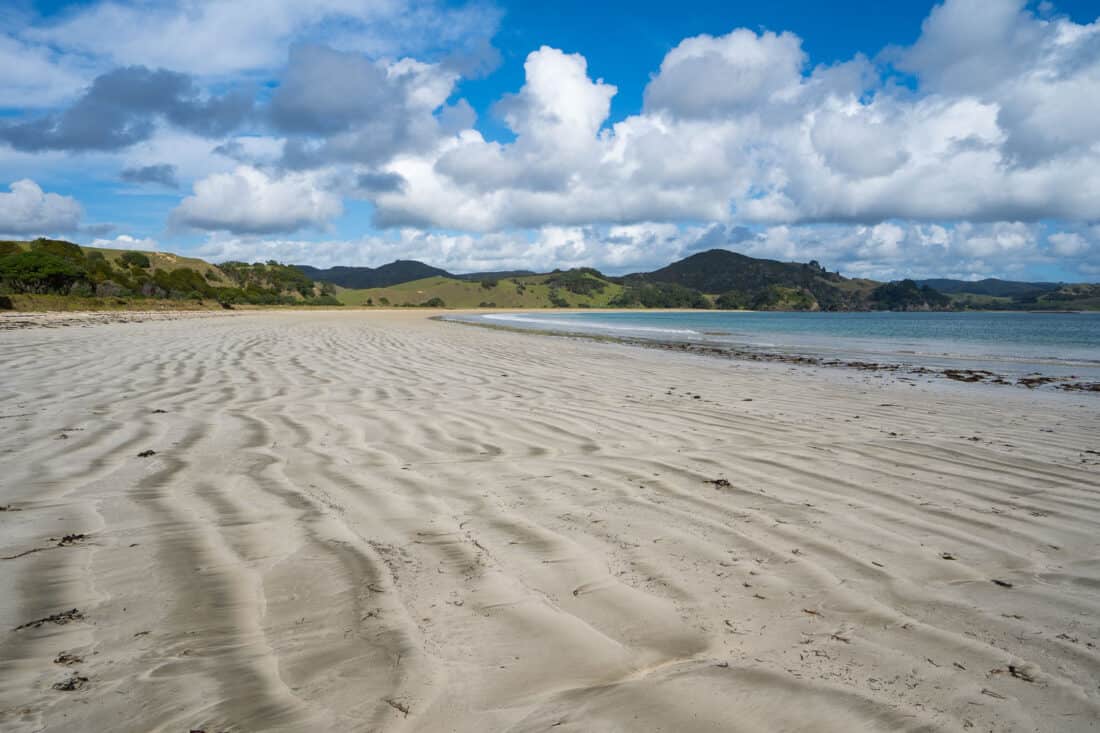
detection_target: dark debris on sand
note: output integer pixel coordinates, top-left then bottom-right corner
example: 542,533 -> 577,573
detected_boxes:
136,449 -> 157,458
51,673 -> 88,692
13,608 -> 84,631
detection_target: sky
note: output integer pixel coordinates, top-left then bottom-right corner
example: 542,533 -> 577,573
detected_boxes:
1,0 -> 1099,280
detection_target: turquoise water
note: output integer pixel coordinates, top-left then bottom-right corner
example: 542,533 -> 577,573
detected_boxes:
457,311 -> 1100,379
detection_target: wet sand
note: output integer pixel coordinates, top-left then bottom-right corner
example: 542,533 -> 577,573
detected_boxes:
1,310 -> 1098,732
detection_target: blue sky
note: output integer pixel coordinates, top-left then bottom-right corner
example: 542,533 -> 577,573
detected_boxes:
2,0 -> 1099,280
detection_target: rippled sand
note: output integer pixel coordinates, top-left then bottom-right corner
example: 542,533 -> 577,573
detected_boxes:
1,310 -> 1098,732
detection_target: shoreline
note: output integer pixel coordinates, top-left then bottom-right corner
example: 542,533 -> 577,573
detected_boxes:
437,313 -> 1100,394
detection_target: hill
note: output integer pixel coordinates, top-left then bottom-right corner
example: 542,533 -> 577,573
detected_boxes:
0,238 -> 341,310
337,270 -> 625,308
295,261 -> 451,289
4,238 -> 1098,312
334,250 -> 1100,312
625,249 -> 887,311
914,278 -> 1060,297
453,269 -> 538,281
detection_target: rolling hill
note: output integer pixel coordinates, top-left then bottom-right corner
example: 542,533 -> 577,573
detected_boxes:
4,237 -> 1098,312
625,249 -> 881,310
914,278 -> 1060,297
295,260 -> 450,289
0,238 -> 340,310
337,270 -> 626,308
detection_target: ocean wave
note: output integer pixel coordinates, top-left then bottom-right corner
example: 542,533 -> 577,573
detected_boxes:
481,313 -> 702,336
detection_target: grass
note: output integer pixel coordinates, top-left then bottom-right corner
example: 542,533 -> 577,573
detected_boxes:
6,294 -> 230,312
3,241 -> 223,279
338,273 -> 627,308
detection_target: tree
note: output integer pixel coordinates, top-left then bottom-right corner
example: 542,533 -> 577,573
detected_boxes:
120,251 -> 151,268
0,251 -> 87,293
29,238 -> 84,263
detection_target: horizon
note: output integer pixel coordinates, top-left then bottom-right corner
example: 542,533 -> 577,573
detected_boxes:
2,1 -> 1099,281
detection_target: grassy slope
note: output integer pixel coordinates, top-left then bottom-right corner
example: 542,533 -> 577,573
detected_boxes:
6,241 -> 222,278
7,294 -> 230,312
338,273 -> 626,308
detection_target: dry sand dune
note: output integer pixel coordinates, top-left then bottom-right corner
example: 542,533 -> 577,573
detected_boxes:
1,310 -> 1098,732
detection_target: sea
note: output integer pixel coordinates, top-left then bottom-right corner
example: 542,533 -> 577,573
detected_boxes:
450,310 -> 1100,381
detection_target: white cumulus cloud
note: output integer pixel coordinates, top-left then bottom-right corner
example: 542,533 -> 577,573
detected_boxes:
172,166 -> 342,234
0,179 -> 83,235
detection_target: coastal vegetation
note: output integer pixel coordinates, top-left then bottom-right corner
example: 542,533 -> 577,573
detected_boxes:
0,239 -> 340,310
3,239 -> 1098,312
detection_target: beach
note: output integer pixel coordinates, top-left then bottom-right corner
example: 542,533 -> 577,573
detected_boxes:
1,309 -> 1098,732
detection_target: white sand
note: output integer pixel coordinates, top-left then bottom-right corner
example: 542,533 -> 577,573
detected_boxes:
1,310 -> 1098,732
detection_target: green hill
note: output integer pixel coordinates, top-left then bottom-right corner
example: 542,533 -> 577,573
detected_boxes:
0,238 -> 341,310
4,238 -> 1097,312
296,260 -> 451,289
915,278 -> 1060,297
627,249 -> 884,311
337,270 -> 626,308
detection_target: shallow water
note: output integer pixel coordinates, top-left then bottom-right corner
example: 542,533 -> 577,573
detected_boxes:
455,310 -> 1100,380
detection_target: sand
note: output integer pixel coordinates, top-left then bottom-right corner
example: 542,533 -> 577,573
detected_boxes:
1,309 -> 1098,732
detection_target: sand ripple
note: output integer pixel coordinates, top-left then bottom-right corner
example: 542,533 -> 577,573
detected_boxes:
1,311 -> 1098,732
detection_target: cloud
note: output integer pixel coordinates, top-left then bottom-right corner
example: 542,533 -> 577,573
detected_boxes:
897,0 -> 1042,94
120,163 -> 179,188
0,33 -> 89,108
367,3 -> 1100,237
0,66 -> 252,152
24,0 -> 502,77
0,179 -> 83,235
1048,231 -> 1089,257
171,166 -> 342,234
643,29 -> 806,118
4,0 -> 1099,281
91,233 -> 158,251
271,45 -> 460,168
185,216 -> 1100,281
357,171 -> 407,194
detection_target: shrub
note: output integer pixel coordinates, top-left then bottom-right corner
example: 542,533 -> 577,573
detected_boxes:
478,301 -> 497,308
379,297 -> 390,306
871,280 -> 950,311
95,280 -> 125,298
302,295 -> 342,306
480,278 -> 498,289
84,253 -> 116,283
715,292 -> 748,310
153,267 -> 214,298
545,269 -> 606,295
0,242 -> 21,257
119,251 -> 151,268
0,251 -> 87,293
68,281 -> 94,297
0,295 -> 12,309
421,296 -> 445,307
610,282 -> 710,309
29,238 -> 84,263
548,289 -> 570,308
